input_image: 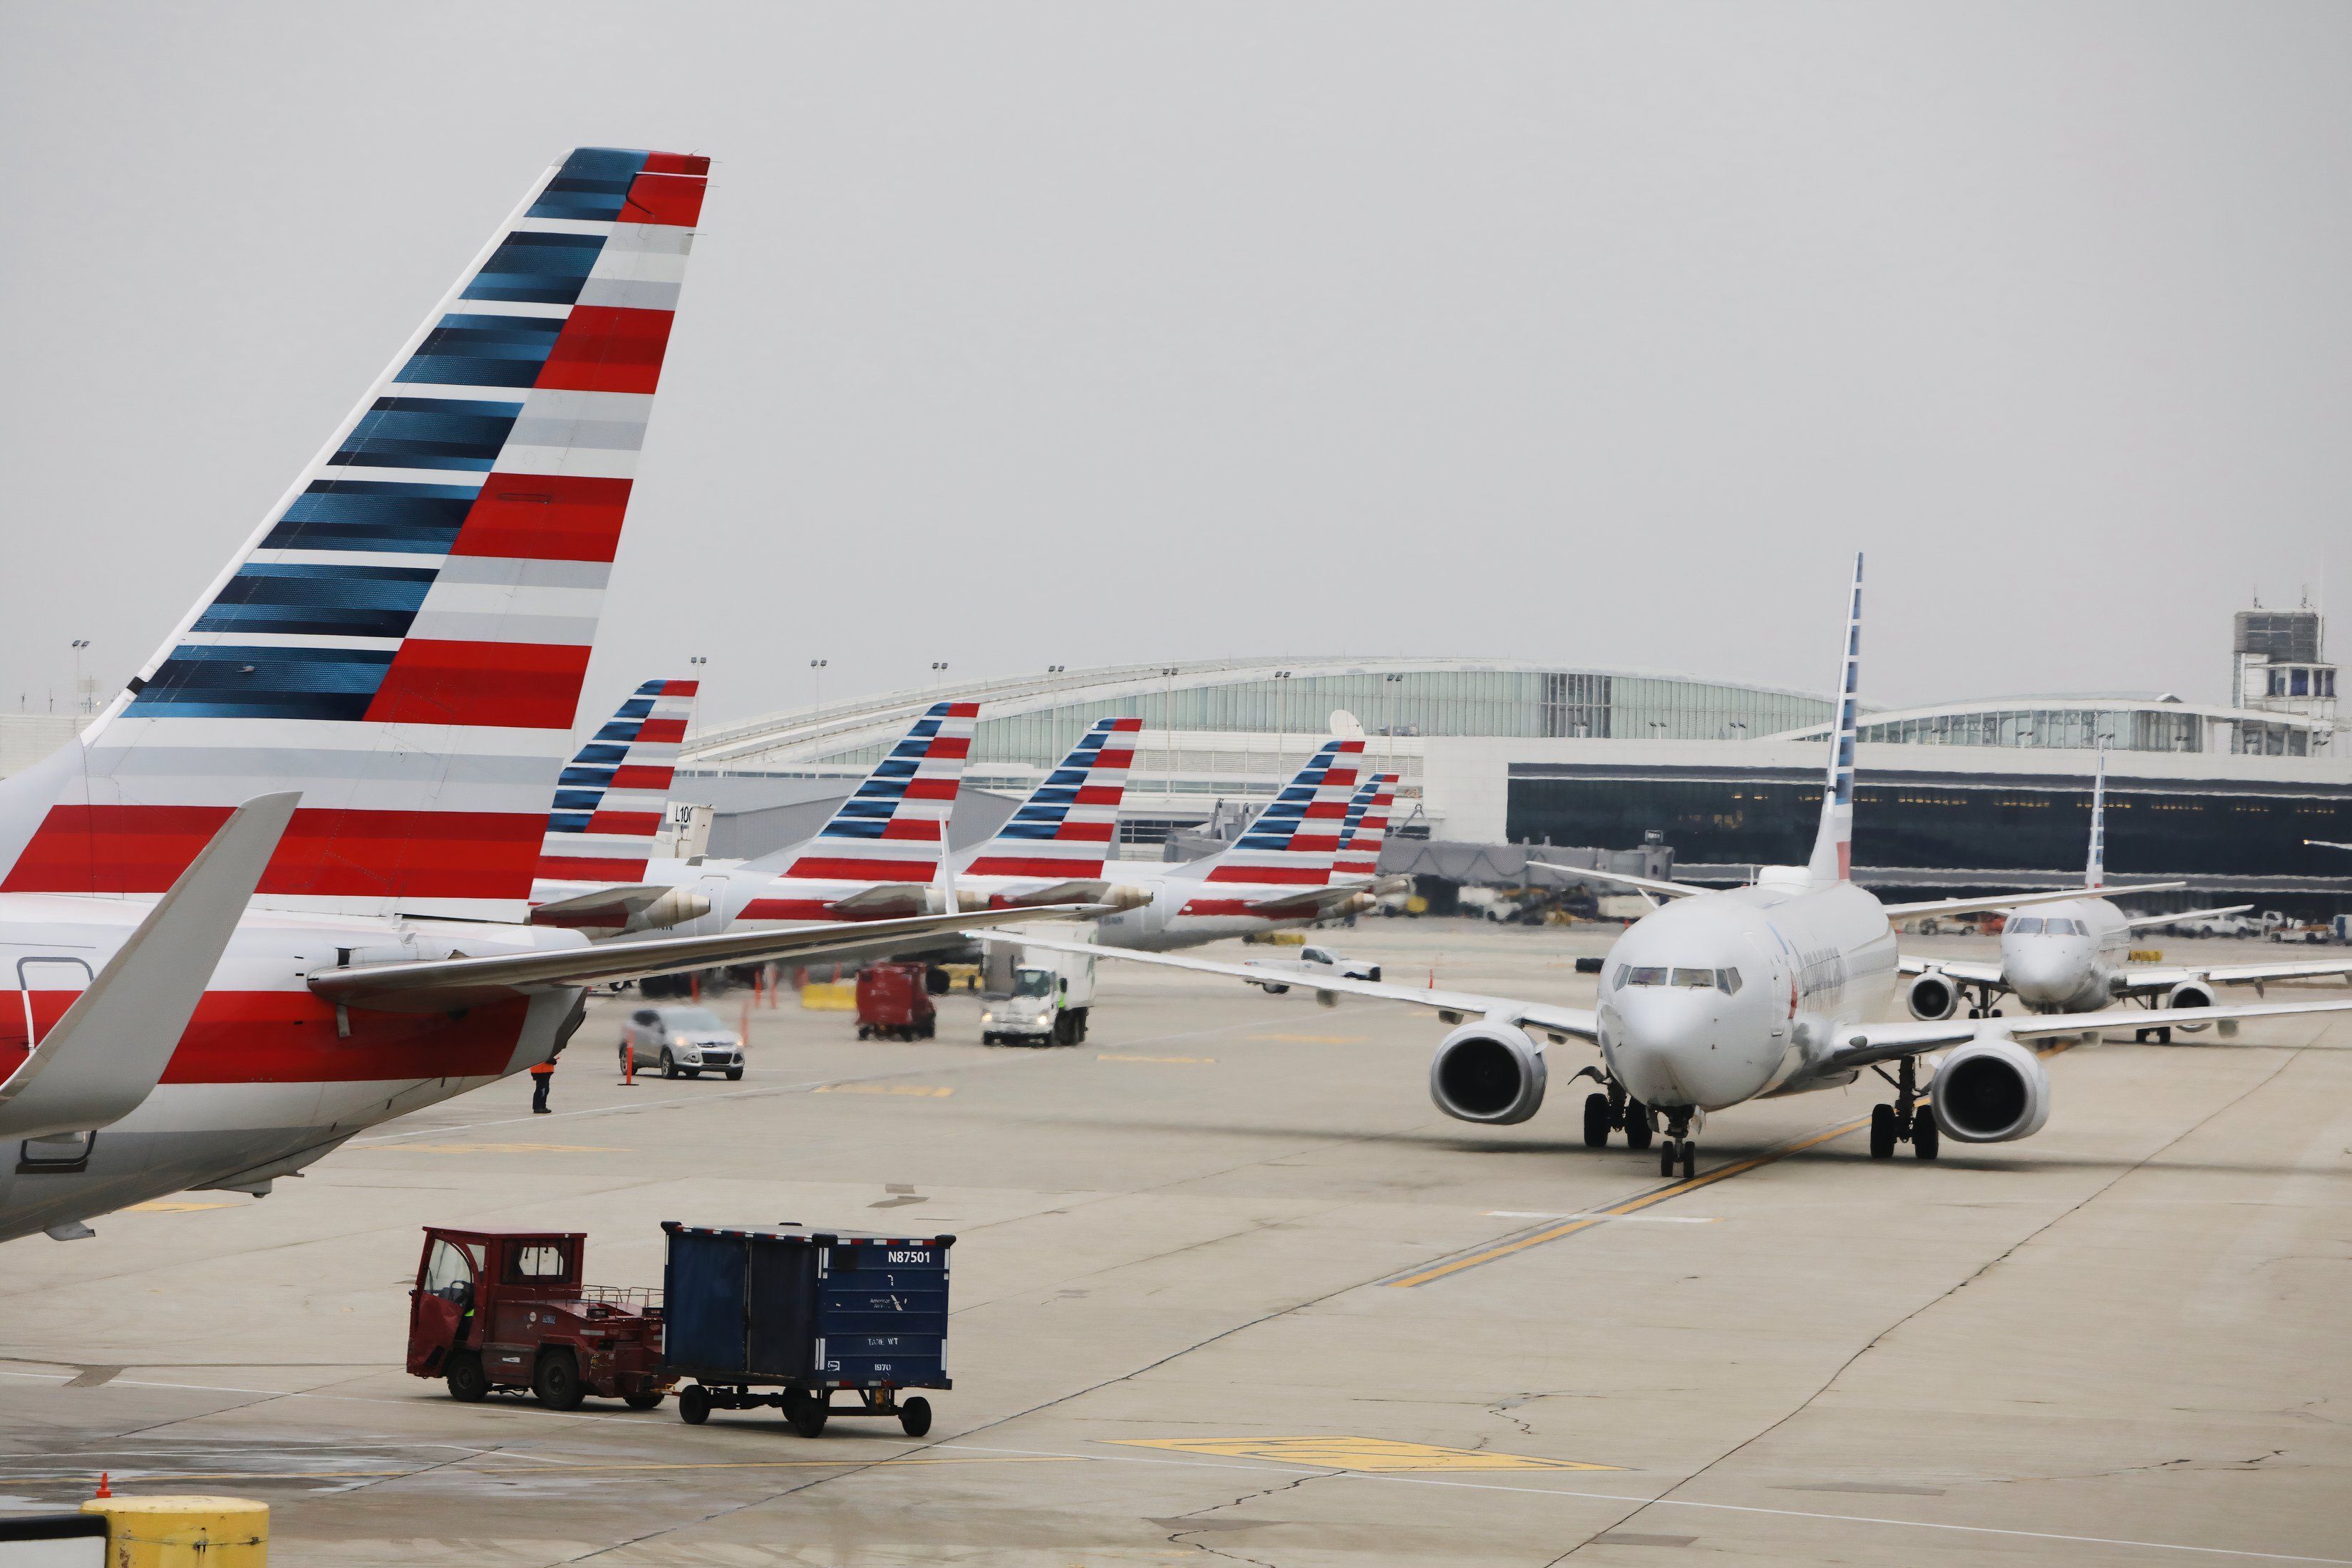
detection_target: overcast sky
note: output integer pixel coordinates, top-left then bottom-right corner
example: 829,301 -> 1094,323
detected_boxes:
4,3 -> 2347,733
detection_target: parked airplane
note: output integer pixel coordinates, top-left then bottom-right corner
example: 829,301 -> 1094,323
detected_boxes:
0,149 -> 1076,1247
1901,754 -> 2351,1036
528,678 -> 704,933
1332,772 -> 1400,882
1004,556 -> 2352,1178
1090,738 -> 1388,951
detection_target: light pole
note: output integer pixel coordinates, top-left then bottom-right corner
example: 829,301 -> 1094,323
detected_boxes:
687,655 -> 708,746
931,661 -> 949,690
1272,670 -> 1293,793
70,640 -> 90,716
1383,671 -> 1403,779
1160,667 -> 1178,808
809,658 -> 827,711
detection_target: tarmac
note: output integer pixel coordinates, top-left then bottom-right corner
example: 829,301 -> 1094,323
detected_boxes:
2,919 -> 2348,1566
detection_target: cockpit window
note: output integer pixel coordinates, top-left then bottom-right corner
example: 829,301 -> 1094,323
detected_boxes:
2009,917 -> 2043,935
1718,968 -> 1742,994
1670,968 -> 1715,989
1624,966 -> 1668,987
2046,918 -> 2078,936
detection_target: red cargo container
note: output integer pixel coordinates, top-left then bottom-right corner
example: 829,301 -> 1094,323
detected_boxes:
856,961 -> 937,1041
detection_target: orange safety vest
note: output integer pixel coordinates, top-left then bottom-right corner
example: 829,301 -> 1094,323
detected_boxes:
529,1060 -> 556,1077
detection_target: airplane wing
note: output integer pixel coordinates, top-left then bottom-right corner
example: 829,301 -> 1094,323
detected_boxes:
0,793 -> 299,1141
1880,882 -> 2187,919
2110,956 -> 2352,996
2119,903 -> 2252,932
1527,861 -> 1708,900
316,904 -> 1100,1013
1896,955 -> 2005,986
986,934 -> 1601,1042
1823,996 -> 2352,1071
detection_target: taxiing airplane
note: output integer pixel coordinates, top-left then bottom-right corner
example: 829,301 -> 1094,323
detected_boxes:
1004,557 -> 2352,1179
0,150 -> 1079,1247
1900,753 -> 2352,1036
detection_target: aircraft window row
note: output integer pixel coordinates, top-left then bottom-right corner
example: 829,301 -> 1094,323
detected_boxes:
1615,966 -> 1742,993
2012,917 -> 2085,936
2046,918 -> 2081,935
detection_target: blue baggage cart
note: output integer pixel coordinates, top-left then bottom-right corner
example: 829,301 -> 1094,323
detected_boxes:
661,1222 -> 954,1435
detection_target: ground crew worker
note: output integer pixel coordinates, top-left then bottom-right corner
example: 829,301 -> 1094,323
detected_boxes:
530,1042 -> 563,1114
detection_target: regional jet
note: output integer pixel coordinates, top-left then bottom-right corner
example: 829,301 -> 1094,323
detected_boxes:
1001,557 -> 2352,1178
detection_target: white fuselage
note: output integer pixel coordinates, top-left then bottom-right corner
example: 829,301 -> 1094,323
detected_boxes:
1593,875 -> 1899,1113
1998,894 -> 2130,1012
0,895 -> 582,1244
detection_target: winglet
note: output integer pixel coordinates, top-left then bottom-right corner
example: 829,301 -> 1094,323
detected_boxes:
0,792 -> 299,1140
1805,553 -> 1864,886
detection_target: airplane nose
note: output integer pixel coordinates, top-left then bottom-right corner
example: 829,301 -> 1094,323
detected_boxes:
1606,992 -> 1773,1111
2005,942 -> 2075,1002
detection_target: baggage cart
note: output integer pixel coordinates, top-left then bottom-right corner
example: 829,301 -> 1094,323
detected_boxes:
661,1223 -> 953,1435
855,961 -> 937,1040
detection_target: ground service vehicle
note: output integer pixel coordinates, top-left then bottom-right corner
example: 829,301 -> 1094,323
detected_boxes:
662,1223 -> 952,1435
621,1006 -> 745,1078
1248,943 -> 1382,993
856,962 -> 938,1040
407,1227 -> 670,1410
980,937 -> 1096,1045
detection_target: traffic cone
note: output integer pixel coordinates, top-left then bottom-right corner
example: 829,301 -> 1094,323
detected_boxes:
93,1472 -> 110,1498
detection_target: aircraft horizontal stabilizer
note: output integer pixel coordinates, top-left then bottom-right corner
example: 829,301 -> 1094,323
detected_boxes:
1880,882 -> 2187,920
1245,884 -> 1378,920
529,883 -> 712,934
316,903 -> 1103,1013
0,793 -> 299,1141
1527,862 -> 1708,900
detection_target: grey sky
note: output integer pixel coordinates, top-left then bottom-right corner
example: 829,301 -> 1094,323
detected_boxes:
4,3 -> 2347,733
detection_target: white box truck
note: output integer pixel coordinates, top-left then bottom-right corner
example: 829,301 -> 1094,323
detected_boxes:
979,921 -> 1098,1047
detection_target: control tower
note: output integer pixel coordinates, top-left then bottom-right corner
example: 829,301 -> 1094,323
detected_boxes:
2232,606 -> 2338,730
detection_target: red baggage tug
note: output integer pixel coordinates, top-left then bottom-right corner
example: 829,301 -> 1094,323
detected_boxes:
406,1227 -> 671,1410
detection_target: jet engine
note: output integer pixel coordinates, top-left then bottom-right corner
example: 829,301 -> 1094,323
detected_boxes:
2162,979 -> 2216,1032
1428,1022 -> 1547,1125
1906,970 -> 1961,1021
1928,1036 -> 2051,1143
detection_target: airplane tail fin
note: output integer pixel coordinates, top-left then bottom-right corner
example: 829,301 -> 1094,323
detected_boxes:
778,703 -> 980,883
1333,772 -> 1396,880
0,148 -> 709,922
1804,553 -> 1864,887
2085,748 -> 2108,889
1190,739 -> 1366,885
963,717 -> 1141,879
530,679 -> 698,900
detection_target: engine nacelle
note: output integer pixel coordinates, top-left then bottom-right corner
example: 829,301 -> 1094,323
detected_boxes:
1929,1036 -> 2051,1143
2162,979 -> 2216,1032
1428,1022 -> 1547,1125
1906,970 -> 1961,1021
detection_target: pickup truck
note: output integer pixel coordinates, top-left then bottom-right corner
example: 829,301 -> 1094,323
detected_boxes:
1247,944 -> 1382,992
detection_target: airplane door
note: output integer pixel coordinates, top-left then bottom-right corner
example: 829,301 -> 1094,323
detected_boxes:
14,956 -> 97,1173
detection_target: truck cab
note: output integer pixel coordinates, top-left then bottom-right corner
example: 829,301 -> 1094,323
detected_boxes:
406,1226 -> 671,1410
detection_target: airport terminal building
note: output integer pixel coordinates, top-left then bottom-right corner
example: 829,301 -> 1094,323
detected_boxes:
680,611 -> 2350,912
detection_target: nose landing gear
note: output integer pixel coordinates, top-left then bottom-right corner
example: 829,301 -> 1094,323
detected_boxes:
1656,1108 -> 1697,1180
1868,1056 -> 1939,1161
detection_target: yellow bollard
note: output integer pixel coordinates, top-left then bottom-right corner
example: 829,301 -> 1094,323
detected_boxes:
80,1496 -> 268,1565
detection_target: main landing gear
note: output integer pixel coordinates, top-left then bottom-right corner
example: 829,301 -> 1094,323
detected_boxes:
1868,1055 -> 1939,1161
1579,1076 -> 1651,1152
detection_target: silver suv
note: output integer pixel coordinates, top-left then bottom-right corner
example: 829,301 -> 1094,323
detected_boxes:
620,1005 -> 744,1080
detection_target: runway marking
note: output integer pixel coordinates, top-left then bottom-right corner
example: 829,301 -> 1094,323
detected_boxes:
376,1143 -> 624,1155
125,1201 -> 239,1213
813,1083 -> 953,1098
1248,1033 -> 1368,1043
1097,1054 -> 1217,1063
1385,1115 -> 1874,1288
0,1455 -> 1078,1487
1115,1436 -> 1621,1472
944,1443 -> 2352,1565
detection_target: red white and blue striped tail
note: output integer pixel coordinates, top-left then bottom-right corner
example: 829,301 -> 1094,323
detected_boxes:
1805,552 -> 1864,887
1332,772 -> 1396,880
0,148 -> 710,922
1200,738 -> 1366,886
780,703 -> 980,883
528,677 -> 698,906
962,717 -> 1140,880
